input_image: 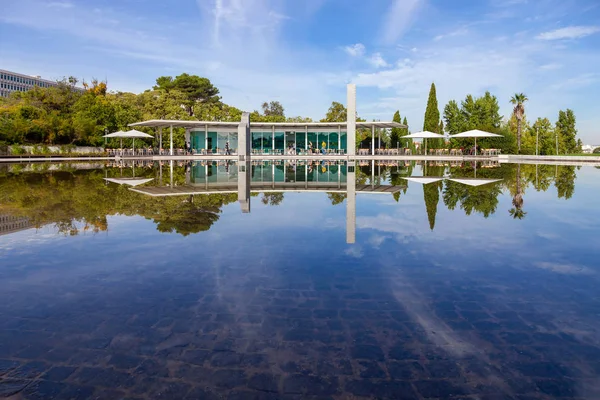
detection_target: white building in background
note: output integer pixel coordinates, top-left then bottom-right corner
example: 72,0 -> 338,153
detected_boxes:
0,69 -> 84,98
581,145 -> 600,154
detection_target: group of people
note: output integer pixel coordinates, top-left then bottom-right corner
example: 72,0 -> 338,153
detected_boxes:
184,141 -> 232,155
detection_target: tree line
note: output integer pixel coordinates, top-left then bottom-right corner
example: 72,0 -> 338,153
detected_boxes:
396,82 -> 581,154
0,74 -> 582,154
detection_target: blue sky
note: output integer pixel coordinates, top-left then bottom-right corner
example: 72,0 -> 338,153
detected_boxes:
1,0 -> 599,143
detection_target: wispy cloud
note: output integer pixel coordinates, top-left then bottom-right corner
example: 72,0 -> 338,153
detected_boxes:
537,26 -> 600,40
380,0 -> 424,44
344,43 -> 365,57
433,28 -> 469,41
367,52 -> 388,68
539,63 -> 562,71
47,1 -> 73,8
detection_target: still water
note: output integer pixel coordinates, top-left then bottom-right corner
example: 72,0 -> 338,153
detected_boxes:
0,160 -> 599,399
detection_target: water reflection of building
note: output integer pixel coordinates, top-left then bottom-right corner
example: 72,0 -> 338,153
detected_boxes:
0,215 -> 34,236
130,160 -> 405,244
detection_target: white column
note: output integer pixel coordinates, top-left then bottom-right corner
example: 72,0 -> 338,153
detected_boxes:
338,126 -> 341,153
272,126 -> 275,152
346,84 -> 356,156
305,126 -> 308,151
205,124 -> 208,151
159,127 -> 162,154
169,124 -> 173,156
371,125 -> 375,155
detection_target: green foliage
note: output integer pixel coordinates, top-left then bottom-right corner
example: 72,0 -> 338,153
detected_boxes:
556,109 -> 577,154
261,101 -> 285,117
594,147 -> 600,154
390,110 -> 402,148
522,117 -> 554,155
321,101 -> 346,122
510,93 -> 528,152
423,83 -> 442,148
443,92 -> 512,152
154,73 -> 220,116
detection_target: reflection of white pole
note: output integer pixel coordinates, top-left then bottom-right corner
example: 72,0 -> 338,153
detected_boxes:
346,161 -> 356,244
170,160 -> 173,187
475,137 -> 477,156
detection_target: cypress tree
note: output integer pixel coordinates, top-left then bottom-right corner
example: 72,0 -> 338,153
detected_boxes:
423,83 -> 440,148
390,111 -> 402,148
402,116 -> 413,150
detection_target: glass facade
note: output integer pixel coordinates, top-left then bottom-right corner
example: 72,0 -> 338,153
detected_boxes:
190,129 -> 348,154
189,161 -> 348,184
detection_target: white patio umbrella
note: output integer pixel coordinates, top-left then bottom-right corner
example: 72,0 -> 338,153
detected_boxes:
402,131 -> 445,154
103,129 -> 153,154
449,129 -> 502,156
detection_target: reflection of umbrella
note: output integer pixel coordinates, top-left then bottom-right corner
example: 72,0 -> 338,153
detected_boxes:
403,177 -> 444,184
403,131 -> 445,154
449,178 -> 502,187
103,178 -> 154,186
449,129 -> 502,156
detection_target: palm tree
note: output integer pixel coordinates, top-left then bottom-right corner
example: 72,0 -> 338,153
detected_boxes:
509,164 -> 527,219
510,93 -> 528,153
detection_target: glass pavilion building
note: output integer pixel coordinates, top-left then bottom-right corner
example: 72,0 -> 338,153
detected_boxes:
128,121 -> 404,155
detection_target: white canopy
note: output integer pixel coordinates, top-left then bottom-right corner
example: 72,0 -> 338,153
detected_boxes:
450,129 -> 502,138
449,129 -> 502,156
403,177 -> 444,184
104,178 -> 154,187
403,131 -> 445,139
449,178 -> 502,187
103,130 -> 126,138
103,130 -> 153,138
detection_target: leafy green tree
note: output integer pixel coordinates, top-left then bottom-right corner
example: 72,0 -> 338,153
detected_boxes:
423,83 -> 441,148
527,118 -> 554,155
390,110 -> 402,148
321,101 -> 346,122
261,101 -> 285,117
510,93 -> 528,153
154,73 -> 220,116
555,109 -> 577,154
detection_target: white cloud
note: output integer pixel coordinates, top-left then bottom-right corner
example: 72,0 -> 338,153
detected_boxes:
380,0 -> 424,44
433,28 -> 469,41
539,63 -> 562,70
536,26 -> 600,40
47,1 -> 73,8
344,43 -> 365,57
367,52 -> 389,68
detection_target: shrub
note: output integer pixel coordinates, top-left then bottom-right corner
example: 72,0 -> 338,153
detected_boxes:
11,145 -> 26,155
593,147 -> 600,154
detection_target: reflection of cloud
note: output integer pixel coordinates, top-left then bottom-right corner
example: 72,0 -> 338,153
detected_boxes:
534,262 -> 594,275
368,234 -> 386,248
344,246 -> 364,258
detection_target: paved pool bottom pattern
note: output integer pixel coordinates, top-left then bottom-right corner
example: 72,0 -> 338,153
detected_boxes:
1,256 -> 598,400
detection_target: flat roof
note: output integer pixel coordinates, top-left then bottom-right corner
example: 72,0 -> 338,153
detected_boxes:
129,119 -> 406,130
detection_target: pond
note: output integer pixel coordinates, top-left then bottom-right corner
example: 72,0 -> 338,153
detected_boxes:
0,160 -> 599,399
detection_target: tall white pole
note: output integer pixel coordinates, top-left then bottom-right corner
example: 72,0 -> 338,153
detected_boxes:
536,127 -> 539,156
371,125 -> 375,155
556,131 -> 559,155
169,124 -> 173,156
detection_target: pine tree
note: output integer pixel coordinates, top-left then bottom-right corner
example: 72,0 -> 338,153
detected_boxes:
423,83 -> 440,148
390,111 -> 402,148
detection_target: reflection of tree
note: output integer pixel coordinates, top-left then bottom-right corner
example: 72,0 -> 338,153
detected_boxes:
555,166 -> 576,200
0,167 -> 238,236
261,192 -> 284,206
423,183 -> 439,230
390,163 -> 413,202
509,164 -> 527,220
326,193 -> 346,205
